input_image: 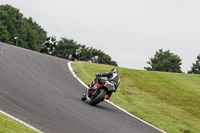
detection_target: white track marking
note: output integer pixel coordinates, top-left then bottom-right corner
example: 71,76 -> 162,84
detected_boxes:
68,61 -> 166,133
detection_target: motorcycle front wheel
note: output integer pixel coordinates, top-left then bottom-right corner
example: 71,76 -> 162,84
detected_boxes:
89,89 -> 107,106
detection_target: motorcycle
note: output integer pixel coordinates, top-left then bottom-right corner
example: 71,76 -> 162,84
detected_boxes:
90,56 -> 98,63
40,41 -> 57,54
68,51 -> 80,61
40,43 -> 50,53
81,76 -> 116,106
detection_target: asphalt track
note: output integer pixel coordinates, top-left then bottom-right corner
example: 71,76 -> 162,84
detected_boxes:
0,42 -> 164,133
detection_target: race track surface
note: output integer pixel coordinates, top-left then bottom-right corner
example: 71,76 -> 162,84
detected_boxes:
0,42 -> 163,133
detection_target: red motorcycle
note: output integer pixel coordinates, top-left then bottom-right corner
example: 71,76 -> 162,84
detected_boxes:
81,76 -> 116,106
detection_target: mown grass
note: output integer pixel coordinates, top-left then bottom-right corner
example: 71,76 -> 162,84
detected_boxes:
0,112 -> 38,133
72,61 -> 200,133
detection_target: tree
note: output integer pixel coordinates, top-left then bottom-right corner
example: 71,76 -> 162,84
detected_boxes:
0,4 -> 47,50
0,21 -> 10,43
54,38 -> 118,66
0,4 -> 26,46
188,54 -> 200,74
145,49 -> 182,73
53,38 -> 79,59
24,17 -> 47,51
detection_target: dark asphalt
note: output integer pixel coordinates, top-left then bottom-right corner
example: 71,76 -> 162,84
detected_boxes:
0,42 -> 164,133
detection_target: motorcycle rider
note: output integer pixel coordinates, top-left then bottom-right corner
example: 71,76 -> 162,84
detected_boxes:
76,47 -> 82,60
69,49 -> 79,61
82,68 -> 120,100
41,35 -> 57,53
90,56 -> 98,63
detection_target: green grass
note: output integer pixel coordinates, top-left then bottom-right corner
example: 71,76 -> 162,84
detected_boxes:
0,112 -> 38,133
72,61 -> 200,133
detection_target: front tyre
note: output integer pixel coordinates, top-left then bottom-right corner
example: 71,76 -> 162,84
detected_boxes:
89,89 -> 107,106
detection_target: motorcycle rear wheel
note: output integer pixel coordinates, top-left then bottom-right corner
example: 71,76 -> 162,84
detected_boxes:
40,45 -> 47,53
89,89 -> 106,106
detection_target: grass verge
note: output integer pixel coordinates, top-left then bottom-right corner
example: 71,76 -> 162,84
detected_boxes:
0,112 -> 38,133
72,61 -> 200,133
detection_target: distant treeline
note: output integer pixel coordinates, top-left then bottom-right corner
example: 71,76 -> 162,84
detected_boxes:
0,4 -> 117,66
54,38 -> 118,66
0,4 -> 46,51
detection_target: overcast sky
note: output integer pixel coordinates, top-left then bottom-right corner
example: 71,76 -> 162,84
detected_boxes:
1,0 -> 200,72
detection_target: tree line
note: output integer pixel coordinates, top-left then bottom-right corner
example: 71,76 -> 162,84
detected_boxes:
144,49 -> 200,74
0,5 -> 199,73
0,4 -> 117,66
53,38 -> 118,66
0,5 -> 46,51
